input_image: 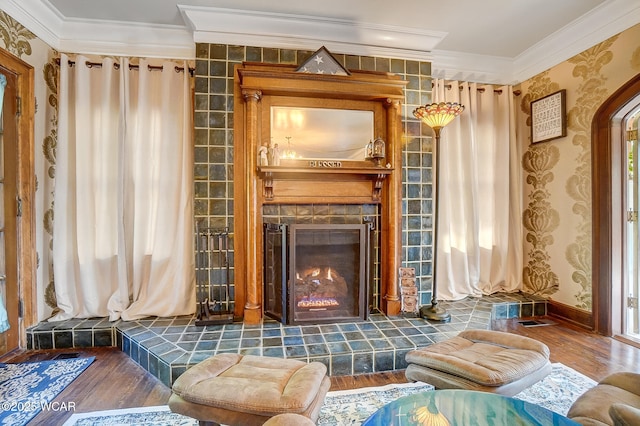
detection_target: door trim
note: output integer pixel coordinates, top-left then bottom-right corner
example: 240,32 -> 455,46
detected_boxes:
0,48 -> 36,348
592,72 -> 640,336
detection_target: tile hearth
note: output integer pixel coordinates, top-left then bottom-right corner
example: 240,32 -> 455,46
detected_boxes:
26,292 -> 547,387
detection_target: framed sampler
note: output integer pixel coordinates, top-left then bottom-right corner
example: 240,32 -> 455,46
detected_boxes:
531,89 -> 566,143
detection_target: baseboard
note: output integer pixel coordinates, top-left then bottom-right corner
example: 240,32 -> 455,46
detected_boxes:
547,300 -> 593,330
613,334 -> 640,350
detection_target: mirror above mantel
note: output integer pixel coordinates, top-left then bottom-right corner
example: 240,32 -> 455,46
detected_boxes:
233,61 -> 407,324
270,106 -> 373,161
261,92 -> 391,169
257,94 -> 394,200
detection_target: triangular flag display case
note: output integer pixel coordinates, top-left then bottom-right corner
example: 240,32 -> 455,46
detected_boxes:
296,46 -> 350,76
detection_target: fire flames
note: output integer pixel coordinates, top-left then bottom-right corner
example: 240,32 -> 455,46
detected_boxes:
294,266 -> 348,310
297,297 -> 340,308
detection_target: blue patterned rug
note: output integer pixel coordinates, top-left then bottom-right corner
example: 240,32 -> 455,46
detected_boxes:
62,363 -> 596,425
513,362 -> 597,416
0,356 -> 95,426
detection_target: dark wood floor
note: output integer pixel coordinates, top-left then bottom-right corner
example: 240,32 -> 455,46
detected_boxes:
3,316 -> 640,425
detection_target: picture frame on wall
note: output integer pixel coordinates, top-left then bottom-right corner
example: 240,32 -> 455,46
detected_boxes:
530,89 -> 567,144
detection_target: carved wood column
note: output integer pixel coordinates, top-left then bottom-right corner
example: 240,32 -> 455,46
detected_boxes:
383,99 -> 402,315
242,88 -> 263,324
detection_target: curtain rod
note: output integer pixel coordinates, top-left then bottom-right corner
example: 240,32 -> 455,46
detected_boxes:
438,83 -> 521,96
55,58 -> 194,76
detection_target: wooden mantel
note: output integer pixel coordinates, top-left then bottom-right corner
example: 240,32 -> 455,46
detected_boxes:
233,62 -> 407,324
259,164 -> 393,203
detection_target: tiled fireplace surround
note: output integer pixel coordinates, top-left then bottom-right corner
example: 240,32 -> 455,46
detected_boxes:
27,294 -> 547,387
28,45 -> 548,387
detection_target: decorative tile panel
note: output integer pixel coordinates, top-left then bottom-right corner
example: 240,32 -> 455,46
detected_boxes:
193,43 -> 435,311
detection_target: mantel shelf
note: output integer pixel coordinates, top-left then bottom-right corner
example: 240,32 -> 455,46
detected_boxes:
259,166 -> 393,202
258,166 -> 393,175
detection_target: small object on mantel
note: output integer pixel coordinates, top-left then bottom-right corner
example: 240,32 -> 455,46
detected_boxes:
399,267 -> 418,316
258,145 -> 268,166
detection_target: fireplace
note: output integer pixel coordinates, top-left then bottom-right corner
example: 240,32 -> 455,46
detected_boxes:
264,223 -> 371,324
235,63 -> 406,324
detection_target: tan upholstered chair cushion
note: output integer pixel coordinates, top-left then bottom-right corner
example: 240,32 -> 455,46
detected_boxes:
610,403 -> 640,426
568,372 -> 640,426
171,353 -> 328,416
405,329 -> 550,386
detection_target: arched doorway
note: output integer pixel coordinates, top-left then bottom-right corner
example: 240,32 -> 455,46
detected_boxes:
592,73 -> 640,337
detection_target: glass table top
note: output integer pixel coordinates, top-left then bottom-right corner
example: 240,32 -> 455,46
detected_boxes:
362,389 -> 580,426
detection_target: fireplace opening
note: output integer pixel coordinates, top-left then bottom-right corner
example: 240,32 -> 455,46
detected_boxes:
264,223 -> 371,324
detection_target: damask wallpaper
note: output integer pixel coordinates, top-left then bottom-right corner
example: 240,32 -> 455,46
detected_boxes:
519,23 -> 640,312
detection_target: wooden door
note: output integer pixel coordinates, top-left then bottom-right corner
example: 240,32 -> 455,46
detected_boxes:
0,67 -> 19,354
0,48 -> 35,356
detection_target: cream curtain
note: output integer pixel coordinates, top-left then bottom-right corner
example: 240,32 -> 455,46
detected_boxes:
52,54 -> 195,321
432,79 -> 523,299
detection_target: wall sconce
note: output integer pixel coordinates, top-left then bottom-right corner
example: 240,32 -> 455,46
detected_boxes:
413,102 -> 464,323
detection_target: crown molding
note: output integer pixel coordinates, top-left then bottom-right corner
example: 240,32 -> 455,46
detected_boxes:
190,30 -> 435,63
0,0 -> 62,47
430,0 -> 640,84
0,0 -> 195,58
56,19 -> 194,59
512,0 -> 640,83
430,50 -> 515,85
179,5 -> 446,60
2,0 -> 638,83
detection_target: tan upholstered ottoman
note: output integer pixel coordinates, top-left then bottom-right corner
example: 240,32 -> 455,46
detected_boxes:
405,329 -> 551,396
168,353 -> 331,426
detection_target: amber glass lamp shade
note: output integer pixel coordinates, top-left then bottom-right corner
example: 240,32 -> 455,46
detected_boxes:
413,102 -> 465,131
